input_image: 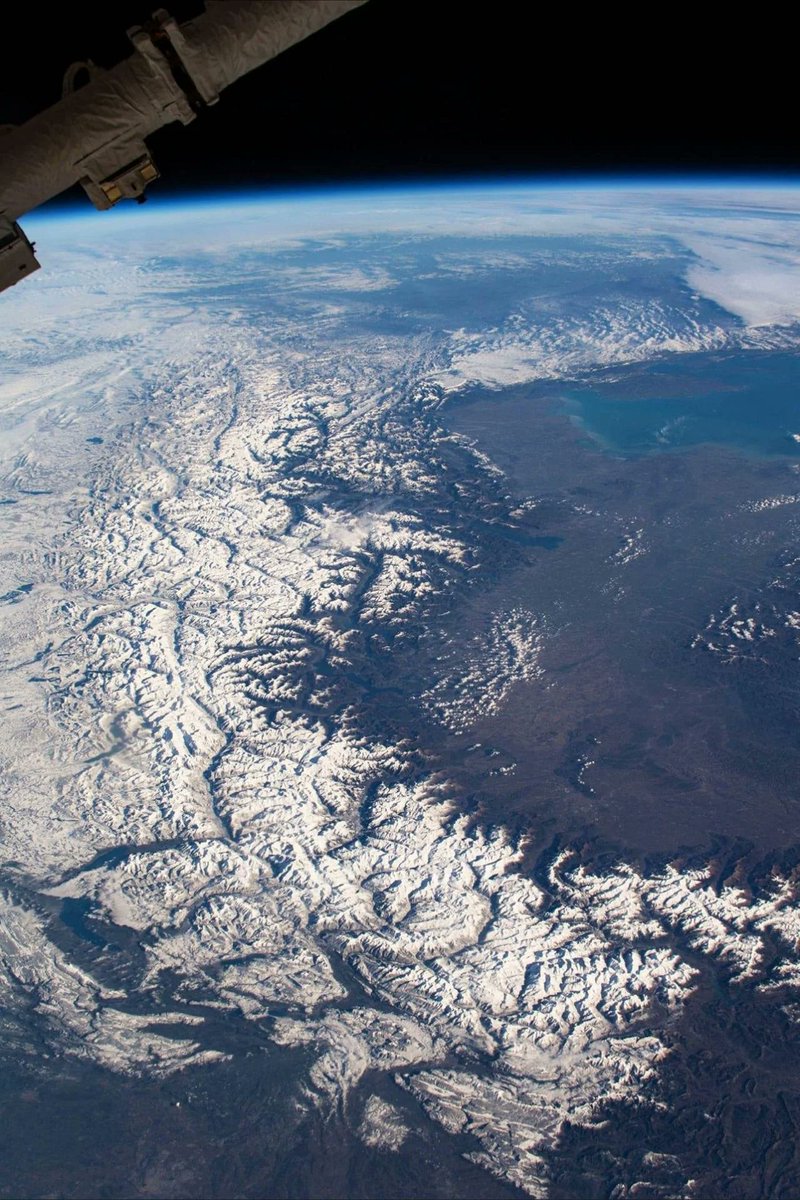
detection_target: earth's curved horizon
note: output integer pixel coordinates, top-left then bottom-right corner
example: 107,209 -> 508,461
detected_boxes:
3,180 -> 800,1198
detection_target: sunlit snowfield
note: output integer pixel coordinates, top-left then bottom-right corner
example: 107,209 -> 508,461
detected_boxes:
3,182 -> 800,1198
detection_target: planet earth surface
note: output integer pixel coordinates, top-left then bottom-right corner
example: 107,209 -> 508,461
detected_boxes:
2,182 -> 800,1199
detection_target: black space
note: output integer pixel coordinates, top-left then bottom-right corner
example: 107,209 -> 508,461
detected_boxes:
0,1 -> 796,200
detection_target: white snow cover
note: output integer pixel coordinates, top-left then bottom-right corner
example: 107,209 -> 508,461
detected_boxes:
3,187 -> 800,1196
357,1095 -> 410,1151
420,608 -> 544,734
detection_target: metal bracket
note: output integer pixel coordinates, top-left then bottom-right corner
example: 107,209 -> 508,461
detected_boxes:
0,218 -> 40,294
78,149 -> 160,211
150,8 -> 220,107
127,24 -> 196,125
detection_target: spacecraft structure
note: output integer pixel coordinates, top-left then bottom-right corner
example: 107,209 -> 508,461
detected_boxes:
0,0 -> 368,295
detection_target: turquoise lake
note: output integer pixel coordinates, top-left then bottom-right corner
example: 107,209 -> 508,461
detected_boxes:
557,350 -> 800,457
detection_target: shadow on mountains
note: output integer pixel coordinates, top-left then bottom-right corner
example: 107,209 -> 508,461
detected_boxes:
542,903 -> 800,1200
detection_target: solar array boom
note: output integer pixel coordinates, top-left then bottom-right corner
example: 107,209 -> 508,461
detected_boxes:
0,0 -> 368,294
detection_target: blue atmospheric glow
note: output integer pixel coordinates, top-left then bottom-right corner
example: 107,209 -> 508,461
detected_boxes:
27,171 -> 800,228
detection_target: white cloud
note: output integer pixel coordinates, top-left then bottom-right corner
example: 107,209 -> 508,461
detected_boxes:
683,233 -> 800,325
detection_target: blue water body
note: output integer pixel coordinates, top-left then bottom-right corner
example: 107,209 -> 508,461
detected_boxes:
60,898 -> 107,947
558,351 -> 800,457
